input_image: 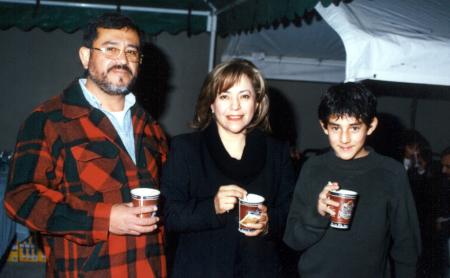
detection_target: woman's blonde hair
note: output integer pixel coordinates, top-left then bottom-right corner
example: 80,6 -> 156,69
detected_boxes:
191,58 -> 270,132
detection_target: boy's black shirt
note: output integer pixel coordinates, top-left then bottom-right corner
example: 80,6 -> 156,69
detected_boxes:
284,149 -> 421,278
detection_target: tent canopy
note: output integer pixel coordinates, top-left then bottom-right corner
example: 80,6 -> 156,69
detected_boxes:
0,0 -> 334,71
2,0 -> 449,86
0,0 -> 331,35
223,0 -> 450,86
222,13 -> 346,83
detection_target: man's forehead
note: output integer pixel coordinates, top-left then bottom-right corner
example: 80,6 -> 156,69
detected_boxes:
328,114 -> 363,125
94,27 -> 140,45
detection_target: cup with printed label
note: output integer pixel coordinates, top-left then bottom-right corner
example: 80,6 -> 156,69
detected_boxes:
328,189 -> 358,229
238,193 -> 265,233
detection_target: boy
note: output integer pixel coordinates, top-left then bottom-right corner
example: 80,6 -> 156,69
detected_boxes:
283,82 -> 421,277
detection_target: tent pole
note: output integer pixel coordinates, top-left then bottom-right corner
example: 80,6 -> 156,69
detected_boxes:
208,0 -> 248,71
204,1 -> 217,72
208,14 -> 217,72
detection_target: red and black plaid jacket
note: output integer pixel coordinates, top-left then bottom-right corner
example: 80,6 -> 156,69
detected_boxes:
4,81 -> 168,277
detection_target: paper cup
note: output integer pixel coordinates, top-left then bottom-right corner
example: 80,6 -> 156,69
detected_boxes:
131,188 -> 160,218
238,193 -> 265,233
329,189 -> 358,229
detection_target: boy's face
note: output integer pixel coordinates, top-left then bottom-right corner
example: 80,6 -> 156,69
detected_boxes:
320,115 -> 377,160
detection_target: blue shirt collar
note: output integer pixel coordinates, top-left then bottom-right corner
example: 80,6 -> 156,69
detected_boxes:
78,78 -> 136,112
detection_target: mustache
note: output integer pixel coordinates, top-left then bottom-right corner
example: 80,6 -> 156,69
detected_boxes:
107,64 -> 132,75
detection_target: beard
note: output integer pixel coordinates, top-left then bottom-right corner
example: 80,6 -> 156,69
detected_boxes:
88,64 -> 137,96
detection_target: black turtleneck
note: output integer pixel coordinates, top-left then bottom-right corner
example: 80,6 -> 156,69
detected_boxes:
204,122 -> 267,185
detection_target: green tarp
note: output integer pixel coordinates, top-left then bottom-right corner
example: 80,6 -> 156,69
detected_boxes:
0,0 -> 332,35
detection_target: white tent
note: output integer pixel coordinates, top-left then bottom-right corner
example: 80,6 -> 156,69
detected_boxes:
222,0 -> 450,86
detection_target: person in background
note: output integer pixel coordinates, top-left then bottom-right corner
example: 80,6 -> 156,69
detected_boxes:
436,147 -> 450,277
161,59 -> 296,277
3,13 -> 167,277
397,129 -> 438,277
441,147 -> 450,180
398,129 -> 434,179
283,82 -> 421,278
0,152 -> 16,261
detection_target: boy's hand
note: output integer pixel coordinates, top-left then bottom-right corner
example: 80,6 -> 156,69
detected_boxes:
317,182 -> 340,216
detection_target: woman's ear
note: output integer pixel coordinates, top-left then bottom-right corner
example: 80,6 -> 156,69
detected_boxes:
367,117 -> 378,135
79,46 -> 90,70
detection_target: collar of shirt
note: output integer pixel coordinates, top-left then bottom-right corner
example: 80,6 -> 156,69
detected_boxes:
78,79 -> 136,114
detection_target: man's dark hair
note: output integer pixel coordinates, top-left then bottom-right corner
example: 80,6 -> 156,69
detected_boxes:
82,12 -> 144,48
318,82 -> 377,127
442,146 -> 450,158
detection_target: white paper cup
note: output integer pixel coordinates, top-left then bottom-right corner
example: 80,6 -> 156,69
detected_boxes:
131,188 -> 160,218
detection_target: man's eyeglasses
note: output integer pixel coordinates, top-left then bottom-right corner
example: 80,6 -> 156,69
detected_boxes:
91,46 -> 142,63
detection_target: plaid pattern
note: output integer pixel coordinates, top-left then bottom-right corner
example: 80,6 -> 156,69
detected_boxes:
4,81 -> 168,278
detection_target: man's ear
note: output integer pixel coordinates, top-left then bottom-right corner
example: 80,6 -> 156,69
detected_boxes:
79,46 -> 90,70
367,117 -> 378,135
319,120 -> 329,135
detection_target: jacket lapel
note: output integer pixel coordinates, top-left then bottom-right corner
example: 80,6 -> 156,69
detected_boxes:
133,105 -> 168,187
133,105 -> 148,167
61,81 -> 126,151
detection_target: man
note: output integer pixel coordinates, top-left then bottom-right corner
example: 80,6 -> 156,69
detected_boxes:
283,82 -> 421,277
396,129 -> 435,277
399,129 -> 432,177
436,147 -> 450,277
4,13 -> 167,277
442,147 -> 450,180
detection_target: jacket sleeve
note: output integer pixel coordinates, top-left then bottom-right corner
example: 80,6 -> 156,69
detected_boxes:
161,136 -> 224,233
283,161 -> 329,251
389,169 -> 422,277
3,111 -> 111,246
265,141 -> 296,239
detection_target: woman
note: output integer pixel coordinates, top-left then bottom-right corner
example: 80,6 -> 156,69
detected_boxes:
161,59 -> 296,277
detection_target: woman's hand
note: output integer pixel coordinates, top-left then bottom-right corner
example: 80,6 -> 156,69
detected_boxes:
242,204 -> 268,237
214,185 -> 247,214
317,182 -> 340,216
